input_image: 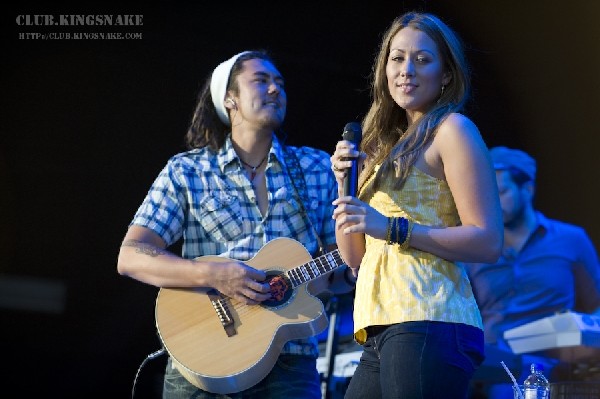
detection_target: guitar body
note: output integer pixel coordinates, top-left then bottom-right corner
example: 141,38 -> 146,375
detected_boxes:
155,238 -> 337,394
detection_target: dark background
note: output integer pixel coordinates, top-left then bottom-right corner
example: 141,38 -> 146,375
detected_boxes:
1,1 -> 599,397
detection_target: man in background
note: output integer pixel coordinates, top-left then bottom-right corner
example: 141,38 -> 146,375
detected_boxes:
466,146 -> 600,399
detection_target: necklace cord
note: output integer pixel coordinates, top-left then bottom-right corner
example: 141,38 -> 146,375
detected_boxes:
240,154 -> 268,180
239,154 -> 268,171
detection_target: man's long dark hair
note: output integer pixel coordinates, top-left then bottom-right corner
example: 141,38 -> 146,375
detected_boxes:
185,50 -> 287,151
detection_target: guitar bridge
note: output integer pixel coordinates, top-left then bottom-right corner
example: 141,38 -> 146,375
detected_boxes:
207,289 -> 237,337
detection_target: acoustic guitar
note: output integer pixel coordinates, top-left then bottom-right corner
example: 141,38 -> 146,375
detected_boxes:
155,237 -> 345,394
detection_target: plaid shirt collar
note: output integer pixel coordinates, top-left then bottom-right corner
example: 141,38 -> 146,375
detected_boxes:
217,133 -> 288,174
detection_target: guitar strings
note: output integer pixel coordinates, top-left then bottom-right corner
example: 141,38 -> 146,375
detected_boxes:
223,252 -> 345,319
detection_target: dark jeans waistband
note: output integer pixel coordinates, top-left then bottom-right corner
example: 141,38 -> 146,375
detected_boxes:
365,324 -> 390,338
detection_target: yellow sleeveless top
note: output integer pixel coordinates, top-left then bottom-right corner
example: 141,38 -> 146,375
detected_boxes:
353,166 -> 483,344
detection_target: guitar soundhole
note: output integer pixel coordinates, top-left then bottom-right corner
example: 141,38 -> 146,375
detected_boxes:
263,270 -> 294,309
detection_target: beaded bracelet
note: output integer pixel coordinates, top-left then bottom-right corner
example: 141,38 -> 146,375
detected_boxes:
387,216 -> 412,248
386,216 -> 414,249
398,217 -> 407,244
389,217 -> 404,244
385,217 -> 393,244
399,219 -> 414,250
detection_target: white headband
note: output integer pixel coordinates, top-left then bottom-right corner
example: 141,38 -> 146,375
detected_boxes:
210,51 -> 250,125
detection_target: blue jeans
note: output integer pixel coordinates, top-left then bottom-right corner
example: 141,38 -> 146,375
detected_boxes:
162,354 -> 321,398
344,321 -> 485,399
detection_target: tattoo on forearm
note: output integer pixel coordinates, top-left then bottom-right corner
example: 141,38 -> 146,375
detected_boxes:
122,239 -> 167,257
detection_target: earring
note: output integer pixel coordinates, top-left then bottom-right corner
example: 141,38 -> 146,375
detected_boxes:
437,85 -> 446,104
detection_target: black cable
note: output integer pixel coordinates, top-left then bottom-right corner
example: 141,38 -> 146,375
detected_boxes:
131,348 -> 166,399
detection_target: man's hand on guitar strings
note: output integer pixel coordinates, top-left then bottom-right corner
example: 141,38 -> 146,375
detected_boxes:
205,259 -> 271,305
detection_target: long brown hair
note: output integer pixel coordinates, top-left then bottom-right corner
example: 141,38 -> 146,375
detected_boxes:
358,12 -> 470,201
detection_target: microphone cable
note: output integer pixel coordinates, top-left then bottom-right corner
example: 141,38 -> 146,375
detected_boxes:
131,347 -> 166,399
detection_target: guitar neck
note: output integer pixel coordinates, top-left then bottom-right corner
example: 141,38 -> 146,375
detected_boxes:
285,249 -> 344,288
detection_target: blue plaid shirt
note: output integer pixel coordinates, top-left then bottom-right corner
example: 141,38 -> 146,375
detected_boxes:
131,134 -> 337,356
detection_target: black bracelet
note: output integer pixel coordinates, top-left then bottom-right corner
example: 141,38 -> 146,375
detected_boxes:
343,266 -> 357,286
390,217 -> 408,245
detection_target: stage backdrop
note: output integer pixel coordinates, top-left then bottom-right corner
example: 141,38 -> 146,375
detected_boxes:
1,1 -> 599,396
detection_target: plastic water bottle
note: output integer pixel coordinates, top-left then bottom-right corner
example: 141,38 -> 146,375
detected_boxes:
523,363 -> 550,399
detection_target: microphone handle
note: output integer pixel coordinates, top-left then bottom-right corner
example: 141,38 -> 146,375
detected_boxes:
341,121 -> 362,197
343,158 -> 359,197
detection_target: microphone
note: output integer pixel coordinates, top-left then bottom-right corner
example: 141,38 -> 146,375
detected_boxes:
341,122 -> 362,197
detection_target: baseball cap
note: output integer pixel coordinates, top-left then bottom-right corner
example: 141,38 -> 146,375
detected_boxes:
489,146 -> 537,181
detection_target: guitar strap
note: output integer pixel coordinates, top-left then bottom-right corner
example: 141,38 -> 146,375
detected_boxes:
283,145 -> 325,256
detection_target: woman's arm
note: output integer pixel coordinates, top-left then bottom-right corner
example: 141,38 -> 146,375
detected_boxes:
408,113 -> 503,263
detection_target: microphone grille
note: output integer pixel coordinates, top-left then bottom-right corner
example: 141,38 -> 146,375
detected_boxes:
342,122 -> 362,144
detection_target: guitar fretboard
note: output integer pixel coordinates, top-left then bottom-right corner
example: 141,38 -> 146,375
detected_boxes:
286,250 -> 345,287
